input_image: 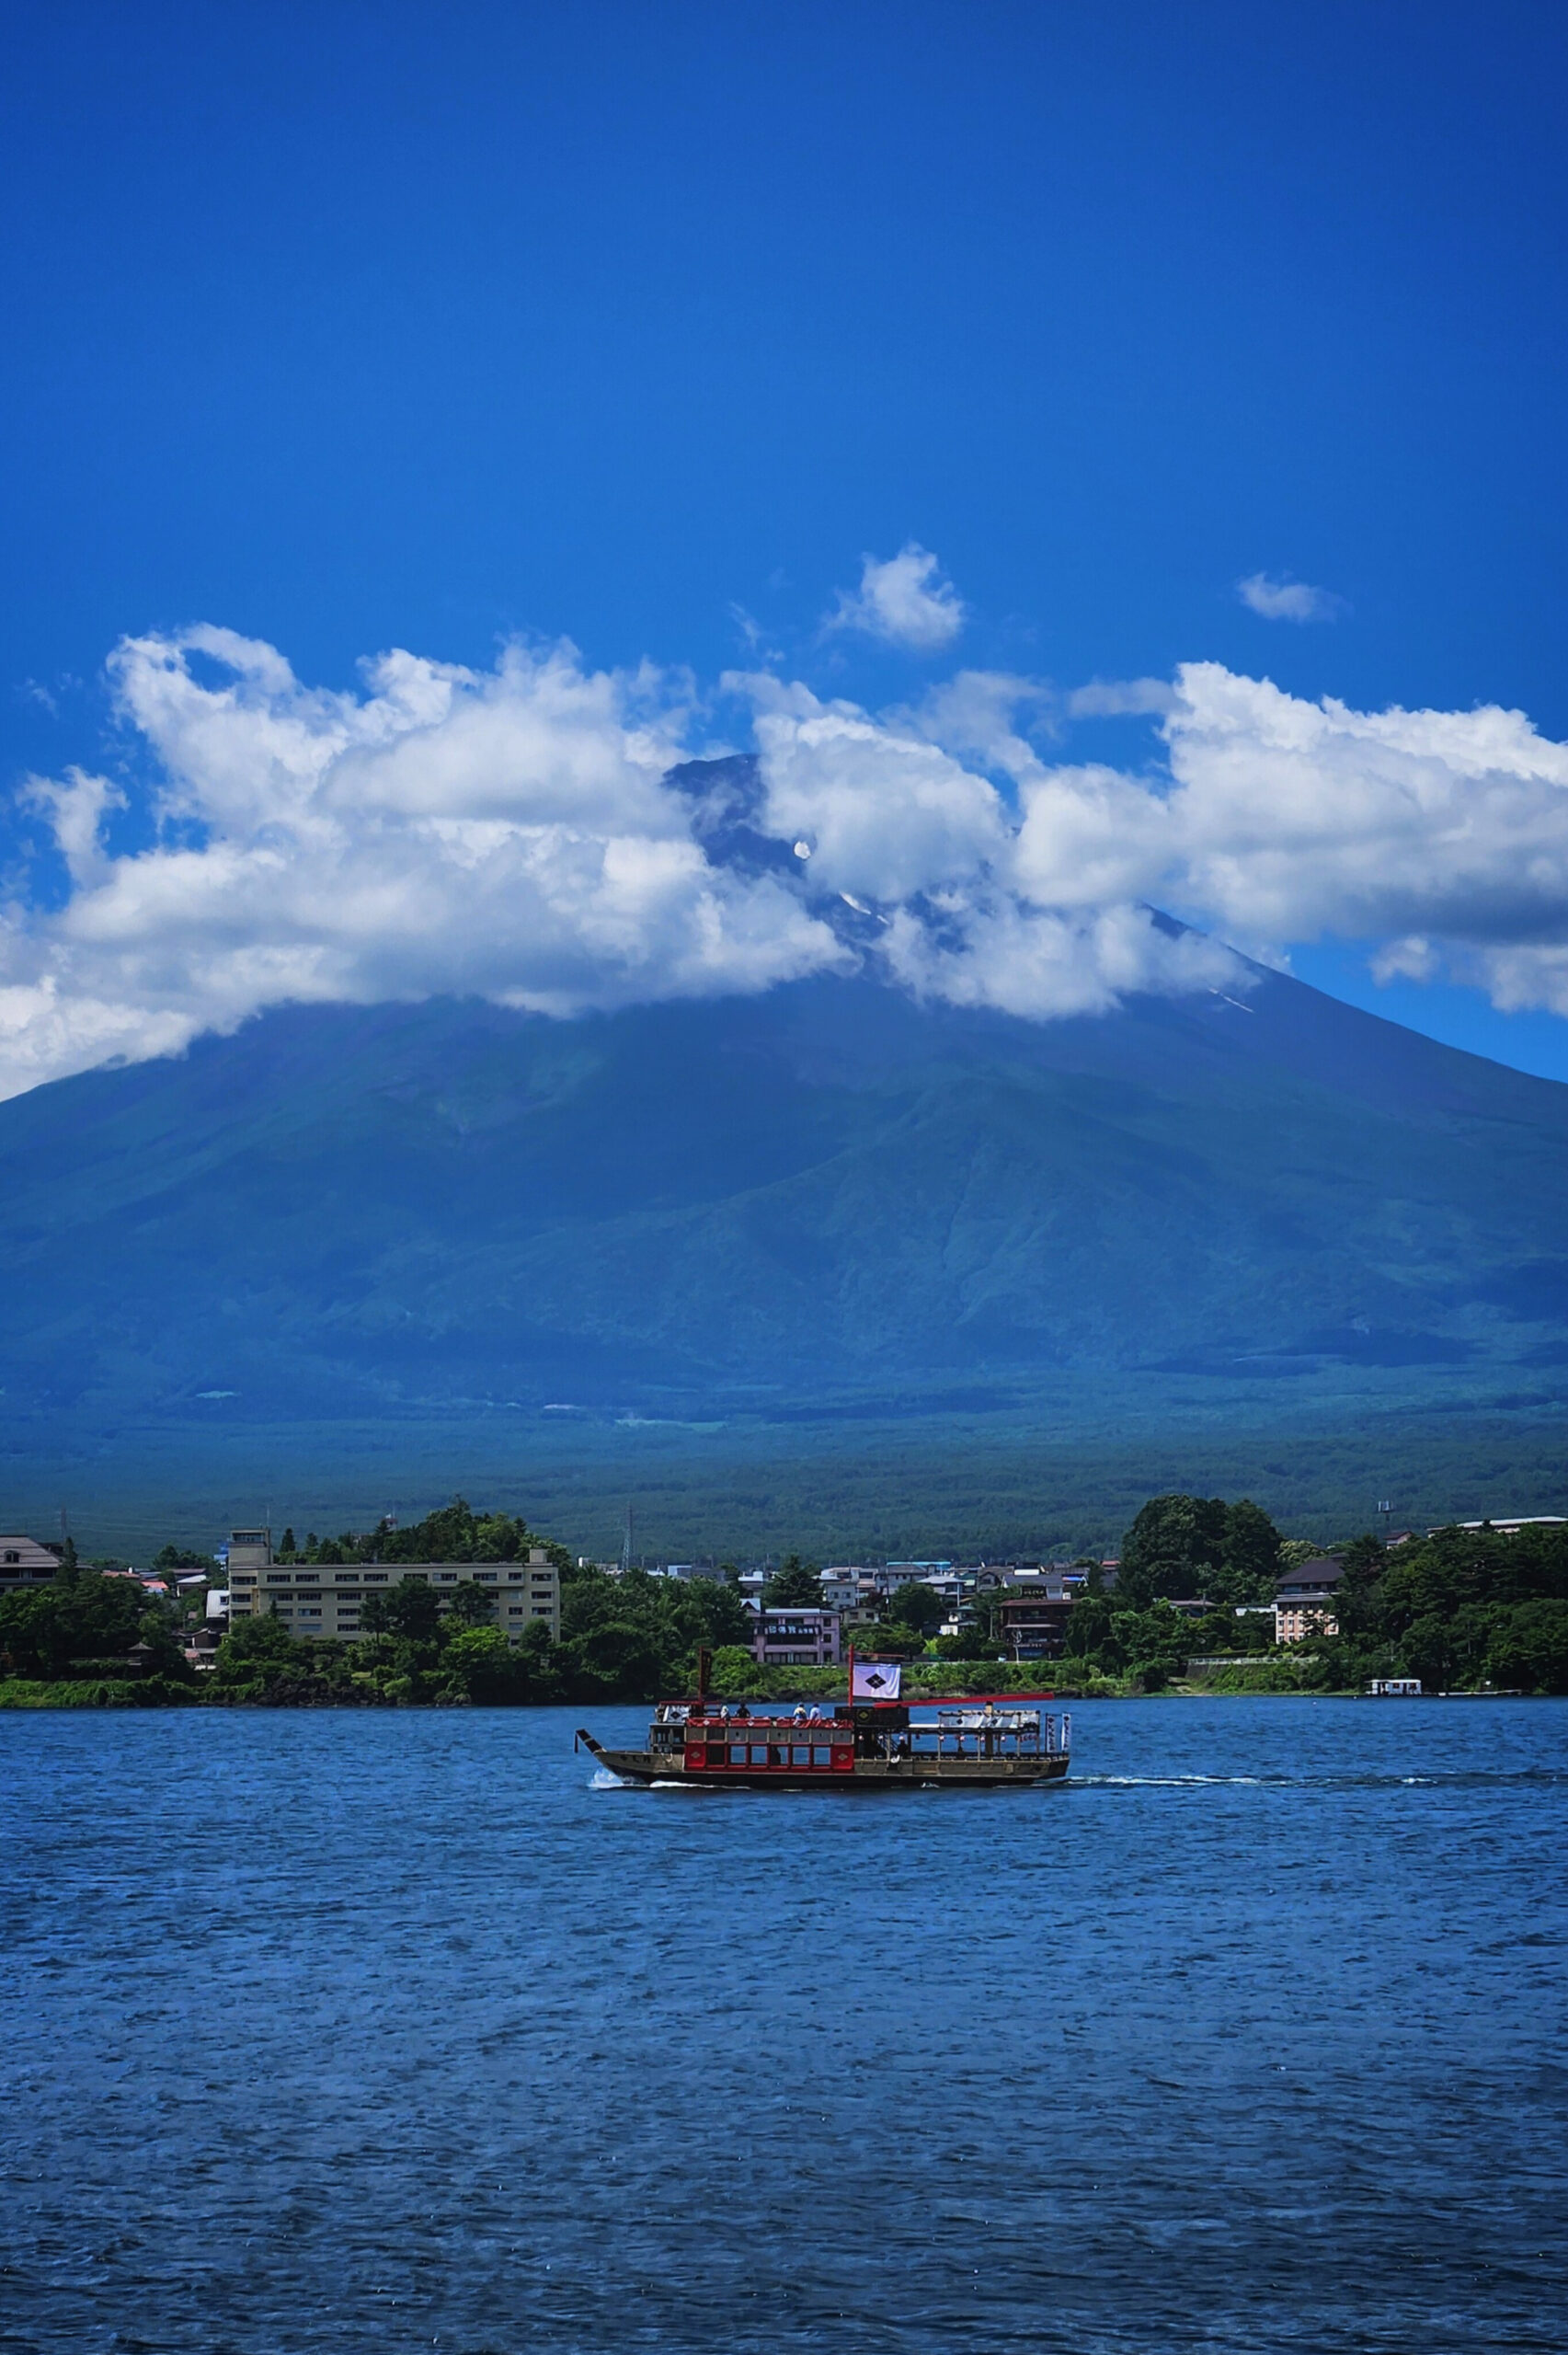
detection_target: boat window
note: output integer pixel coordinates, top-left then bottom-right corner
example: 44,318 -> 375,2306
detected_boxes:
750,1744 -> 770,1765
811,1746 -> 832,1767
729,1745 -> 748,1765
789,1745 -> 809,1766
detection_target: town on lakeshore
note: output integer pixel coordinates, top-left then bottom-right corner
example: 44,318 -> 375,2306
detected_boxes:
2,1491 -> 1565,1707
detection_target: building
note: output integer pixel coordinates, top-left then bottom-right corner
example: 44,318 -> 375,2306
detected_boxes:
750,1606 -> 841,1669
224,1529 -> 561,1642
0,1535 -> 62,1592
1436,1516 -> 1566,1536
1275,1557 -> 1345,1644
998,1587 -> 1075,1660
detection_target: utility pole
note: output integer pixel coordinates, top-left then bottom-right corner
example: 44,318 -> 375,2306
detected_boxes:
1378,1499 -> 1392,1545
622,1501 -> 634,1576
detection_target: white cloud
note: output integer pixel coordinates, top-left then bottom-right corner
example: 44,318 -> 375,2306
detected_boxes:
6,621 -> 1568,1101
742,675 -> 1009,901
879,895 -> 1236,1020
1238,572 -> 1347,624
828,544 -> 966,652
0,631 -> 849,1100
1162,663 -> 1568,952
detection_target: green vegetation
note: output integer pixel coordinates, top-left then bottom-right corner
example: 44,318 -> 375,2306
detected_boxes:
6,1489 -> 1567,1709
0,1556 -> 192,1685
275,1496 -> 571,1570
1116,1493 -> 1282,1609
1313,1522 -> 1568,1694
9,976 -> 1568,1500
760,1554 -> 825,1605
200,1557 -> 754,1706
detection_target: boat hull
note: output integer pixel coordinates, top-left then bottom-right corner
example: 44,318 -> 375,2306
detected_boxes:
590,1747 -> 1070,1789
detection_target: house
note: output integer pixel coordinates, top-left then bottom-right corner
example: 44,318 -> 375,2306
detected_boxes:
750,1607 -> 841,1669
1275,1557 -> 1345,1643
0,1535 -> 62,1591
998,1587 -> 1075,1660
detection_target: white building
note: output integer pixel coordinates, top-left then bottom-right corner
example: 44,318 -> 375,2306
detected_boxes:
225,1528 -> 561,1642
750,1606 -> 842,1668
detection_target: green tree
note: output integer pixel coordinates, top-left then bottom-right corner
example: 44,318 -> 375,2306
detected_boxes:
1116,1494 -> 1228,1608
1486,1599 -> 1568,1693
440,1626 -> 516,1702
444,1580 -> 497,1627
561,1617 -> 667,1697
1063,1591 -> 1115,1660
1327,1534 -> 1387,1641
1219,1500 -> 1283,1603
1118,1493 -> 1283,1608
0,1571 -> 181,1682
709,1642 -> 764,1698
212,1612 -> 306,1683
152,1543 -> 219,1576
762,1554 -> 823,1606
359,1577 -> 444,1642
887,1580 -> 944,1632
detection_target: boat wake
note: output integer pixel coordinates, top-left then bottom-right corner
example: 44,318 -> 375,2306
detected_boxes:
1078,1769 -> 1563,1790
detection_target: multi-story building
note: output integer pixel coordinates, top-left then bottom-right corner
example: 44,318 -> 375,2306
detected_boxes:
998,1585 -> 1076,1660
1275,1557 -> 1345,1644
225,1529 -> 561,1642
0,1535 -> 62,1592
750,1606 -> 842,1669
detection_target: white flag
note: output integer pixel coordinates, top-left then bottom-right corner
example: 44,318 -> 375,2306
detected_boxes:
852,1660 -> 901,1700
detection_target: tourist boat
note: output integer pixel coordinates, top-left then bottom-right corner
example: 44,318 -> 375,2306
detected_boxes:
576,1651 -> 1070,1790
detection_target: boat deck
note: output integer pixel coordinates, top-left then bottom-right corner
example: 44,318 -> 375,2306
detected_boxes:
579,1698 -> 1071,1789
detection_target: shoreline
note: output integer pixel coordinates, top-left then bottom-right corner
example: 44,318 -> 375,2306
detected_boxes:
0,1678 -> 1543,1711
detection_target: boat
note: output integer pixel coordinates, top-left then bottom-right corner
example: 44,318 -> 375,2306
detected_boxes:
576,1649 -> 1070,1790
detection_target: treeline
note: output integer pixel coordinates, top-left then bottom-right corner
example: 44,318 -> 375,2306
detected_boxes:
205,1558 -> 754,1705
269,1498 -> 572,1568
1,1555 -> 755,1708
1318,1522 -> 1568,1693
0,1556 -> 199,1704
7,1494 -> 1568,1708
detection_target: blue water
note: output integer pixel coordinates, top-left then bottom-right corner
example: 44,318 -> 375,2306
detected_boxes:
2,1700 -> 1564,2353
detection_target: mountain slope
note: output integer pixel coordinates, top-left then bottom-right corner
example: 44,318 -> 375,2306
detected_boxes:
1,968 -> 1566,1446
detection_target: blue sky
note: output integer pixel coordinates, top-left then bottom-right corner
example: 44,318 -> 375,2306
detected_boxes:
4,0 -> 1568,1086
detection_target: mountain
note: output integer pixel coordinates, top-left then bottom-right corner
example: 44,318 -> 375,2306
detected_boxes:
2,967 -> 1567,1491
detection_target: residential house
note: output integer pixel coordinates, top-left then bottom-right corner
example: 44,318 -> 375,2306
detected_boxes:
0,1535 -> 62,1592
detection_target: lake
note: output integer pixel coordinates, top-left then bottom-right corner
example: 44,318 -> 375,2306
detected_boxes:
2,1698 -> 1564,2352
